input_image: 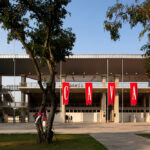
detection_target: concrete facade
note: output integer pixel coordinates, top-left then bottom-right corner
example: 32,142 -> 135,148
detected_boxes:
1,54 -> 150,123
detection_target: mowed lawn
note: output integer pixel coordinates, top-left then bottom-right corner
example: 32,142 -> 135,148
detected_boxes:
0,134 -> 107,150
137,134 -> 150,139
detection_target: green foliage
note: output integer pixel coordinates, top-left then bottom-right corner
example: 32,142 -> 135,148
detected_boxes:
0,0 -> 75,64
0,134 -> 107,150
141,42 -> 150,77
104,0 -> 150,41
137,133 -> 150,139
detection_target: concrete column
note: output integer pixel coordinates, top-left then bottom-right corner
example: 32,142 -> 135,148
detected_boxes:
28,95 -> 31,122
21,76 -> 26,106
0,76 -> 2,104
61,75 -> 66,123
115,75 -> 119,87
21,76 -> 26,86
149,95 -> 150,122
111,107 -> 114,122
102,75 -> 106,87
27,109 -> 30,123
21,76 -> 26,122
3,112 -> 8,123
0,76 -> 2,85
100,76 -> 106,123
144,95 -> 146,122
114,76 -> 119,123
13,109 -> 16,123
100,93 -> 106,123
0,76 -> 4,123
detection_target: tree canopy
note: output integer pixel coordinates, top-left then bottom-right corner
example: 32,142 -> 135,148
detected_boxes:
104,0 -> 150,41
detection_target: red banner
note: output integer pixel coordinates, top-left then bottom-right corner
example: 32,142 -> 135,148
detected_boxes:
108,82 -> 115,105
85,83 -> 93,105
62,82 -> 69,105
130,83 -> 138,106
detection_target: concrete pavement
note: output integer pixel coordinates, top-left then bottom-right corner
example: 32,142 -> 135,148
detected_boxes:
0,123 -> 150,150
91,132 -> 150,150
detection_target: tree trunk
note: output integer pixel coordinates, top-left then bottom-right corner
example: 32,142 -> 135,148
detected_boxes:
35,92 -> 47,143
35,76 -> 57,143
45,88 -> 57,143
36,119 -> 45,143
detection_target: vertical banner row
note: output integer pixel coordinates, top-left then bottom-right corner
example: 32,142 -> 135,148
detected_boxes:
62,82 -> 138,106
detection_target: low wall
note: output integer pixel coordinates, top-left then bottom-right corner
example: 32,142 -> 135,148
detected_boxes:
66,112 -> 100,123
29,112 -> 100,123
29,112 -> 62,123
28,112 -> 150,123
119,113 -> 150,122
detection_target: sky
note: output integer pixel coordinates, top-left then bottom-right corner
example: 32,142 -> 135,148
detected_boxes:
0,0 -> 148,55
0,0 -> 148,101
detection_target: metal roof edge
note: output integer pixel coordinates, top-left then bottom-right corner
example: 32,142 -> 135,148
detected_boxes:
0,54 -> 29,59
0,54 -> 144,59
68,54 -> 144,59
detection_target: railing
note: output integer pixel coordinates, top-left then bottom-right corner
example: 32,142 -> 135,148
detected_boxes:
21,82 -> 150,88
118,82 -> 150,87
69,82 -> 103,88
23,82 -> 42,88
1,85 -> 19,91
10,102 -> 28,107
22,82 -> 103,88
1,89 -> 15,102
0,102 -> 28,108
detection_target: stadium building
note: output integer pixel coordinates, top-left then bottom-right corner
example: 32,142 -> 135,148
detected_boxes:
0,54 -> 150,123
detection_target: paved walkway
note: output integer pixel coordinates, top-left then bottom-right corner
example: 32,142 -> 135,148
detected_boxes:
91,133 -> 150,150
1,123 -> 150,150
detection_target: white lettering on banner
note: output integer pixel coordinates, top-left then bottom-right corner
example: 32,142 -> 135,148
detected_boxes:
64,86 -> 68,100
132,86 -> 136,100
110,86 -> 114,100
88,86 -> 92,101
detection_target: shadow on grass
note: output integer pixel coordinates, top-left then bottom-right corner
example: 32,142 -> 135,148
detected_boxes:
0,134 -> 107,150
136,133 -> 150,139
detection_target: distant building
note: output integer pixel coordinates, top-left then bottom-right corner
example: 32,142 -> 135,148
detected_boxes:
0,54 -> 150,123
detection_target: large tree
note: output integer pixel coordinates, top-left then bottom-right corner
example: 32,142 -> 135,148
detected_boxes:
0,0 -> 75,143
104,0 -> 150,75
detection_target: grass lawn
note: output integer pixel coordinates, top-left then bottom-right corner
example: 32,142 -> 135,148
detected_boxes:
136,134 -> 150,139
0,134 -> 107,150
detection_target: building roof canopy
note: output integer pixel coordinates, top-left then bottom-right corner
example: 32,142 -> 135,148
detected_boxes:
0,54 -> 148,81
